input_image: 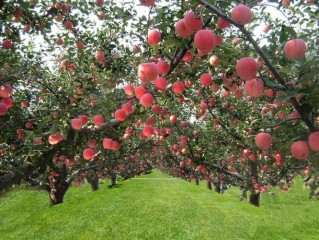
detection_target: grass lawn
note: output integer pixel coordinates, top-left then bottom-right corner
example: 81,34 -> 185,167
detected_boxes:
0,169 -> 318,240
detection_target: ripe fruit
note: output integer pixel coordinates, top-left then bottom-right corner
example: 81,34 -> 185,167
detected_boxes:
111,141 -> 120,151
83,148 -> 96,160
78,115 -> 88,124
121,102 -> 132,114
209,55 -> 219,66
95,51 -> 105,61
124,84 -> 134,95
154,77 -> 167,91
140,93 -> 153,107
71,118 -> 83,130
2,40 -> 12,49
143,125 -> 154,136
194,30 -> 215,55
93,114 -> 104,126
147,29 -> 161,46
48,133 -> 63,145
290,141 -> 310,160
262,24 -> 270,33
139,0 -> 155,6
75,41 -> 84,50
284,39 -> 306,59
183,11 -> 203,33
236,57 -> 258,81
217,17 -> 230,29
170,115 -> 177,123
1,97 -> 13,108
56,37 -> 64,45
0,84 -> 13,98
103,138 -> 113,149
308,132 -> 319,151
255,132 -> 272,150
0,103 -> 7,115
175,19 -> 193,38
63,20 -> 73,30
182,50 -> 192,62
157,60 -> 170,75
172,81 -> 185,94
135,86 -> 147,99
200,73 -> 212,87
95,0 -> 104,6
244,79 -> 263,97
115,109 -> 127,121
138,63 -> 158,82
231,5 -> 252,25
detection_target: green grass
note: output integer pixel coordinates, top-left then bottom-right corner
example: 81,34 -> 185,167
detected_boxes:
0,170 -> 319,240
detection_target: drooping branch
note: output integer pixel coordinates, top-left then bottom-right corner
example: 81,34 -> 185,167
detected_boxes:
198,0 -> 316,132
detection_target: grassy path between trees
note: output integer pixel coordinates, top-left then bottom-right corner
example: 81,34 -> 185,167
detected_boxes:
0,170 -> 319,240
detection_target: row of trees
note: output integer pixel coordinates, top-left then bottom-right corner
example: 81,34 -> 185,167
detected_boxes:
1,0 -> 318,206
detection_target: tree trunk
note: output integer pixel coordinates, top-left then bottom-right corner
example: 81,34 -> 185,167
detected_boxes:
46,180 -> 70,206
109,172 -> 117,188
213,178 -> 221,193
249,161 -> 260,207
207,181 -> 212,190
249,191 -> 260,206
195,178 -> 199,185
87,173 -> 99,191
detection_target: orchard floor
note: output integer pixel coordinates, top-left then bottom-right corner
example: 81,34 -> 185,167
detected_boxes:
0,170 -> 319,240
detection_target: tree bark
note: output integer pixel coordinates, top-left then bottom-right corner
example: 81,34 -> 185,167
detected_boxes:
109,172 -> 117,188
195,178 -> 199,185
249,161 -> 260,207
213,178 -> 221,193
87,173 -> 99,191
46,178 -> 70,206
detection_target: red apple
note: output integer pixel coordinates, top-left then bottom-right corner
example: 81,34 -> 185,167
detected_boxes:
217,17 -> 230,29
83,148 -> 97,160
157,60 -> 170,75
0,84 -> 13,98
2,40 -> 12,49
63,20 -> 73,30
138,63 -> 158,82
255,132 -> 272,150
0,103 -> 7,115
135,86 -> 147,99
172,81 -> 185,94
175,19 -> 193,38
183,11 -> 203,33
308,132 -> 319,151
290,141 -> 309,160
200,73 -> 212,87
244,79 -> 263,97
140,93 -> 153,107
93,114 -> 104,126
194,30 -> 215,55
231,5 -> 252,25
236,57 -> 258,81
147,29 -> 161,46
154,77 -> 167,91
284,39 -> 306,59
95,0 -> 104,6
71,118 -> 83,130
115,109 -> 127,121
124,84 -> 134,96
143,125 -> 154,136
139,0 -> 155,6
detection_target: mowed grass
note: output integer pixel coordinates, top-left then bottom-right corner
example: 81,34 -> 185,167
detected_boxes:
0,170 -> 319,240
